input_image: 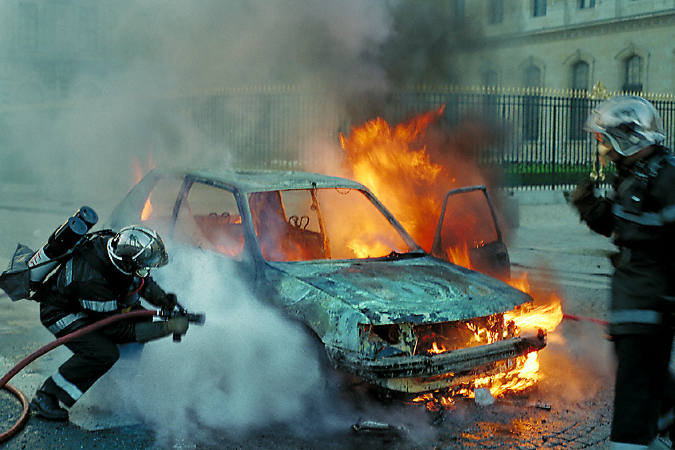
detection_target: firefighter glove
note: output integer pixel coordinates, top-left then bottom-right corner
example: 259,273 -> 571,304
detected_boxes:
135,321 -> 170,343
167,315 -> 189,335
165,293 -> 178,309
134,316 -> 188,342
570,180 -> 598,215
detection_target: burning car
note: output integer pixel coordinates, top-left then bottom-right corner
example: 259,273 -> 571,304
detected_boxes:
110,168 -> 555,397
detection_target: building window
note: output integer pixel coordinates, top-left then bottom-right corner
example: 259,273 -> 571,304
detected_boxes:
578,0 -> 595,8
525,65 -> 541,88
523,65 -> 541,141
570,61 -> 590,140
623,55 -> 643,92
18,2 -> 38,51
572,61 -> 589,90
488,0 -> 504,24
533,0 -> 547,17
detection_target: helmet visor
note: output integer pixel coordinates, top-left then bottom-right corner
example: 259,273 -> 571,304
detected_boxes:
136,237 -> 169,269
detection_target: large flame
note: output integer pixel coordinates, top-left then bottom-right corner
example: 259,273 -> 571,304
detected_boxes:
341,109 -> 565,408
505,274 -> 564,334
339,106 -> 489,250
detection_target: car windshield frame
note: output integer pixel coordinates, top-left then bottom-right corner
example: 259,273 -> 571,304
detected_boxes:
247,187 -> 423,262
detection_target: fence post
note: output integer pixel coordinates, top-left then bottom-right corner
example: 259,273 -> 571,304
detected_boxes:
550,93 -> 557,189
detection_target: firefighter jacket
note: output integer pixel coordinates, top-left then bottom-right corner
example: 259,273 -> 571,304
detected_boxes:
34,232 -> 175,339
574,146 -> 675,335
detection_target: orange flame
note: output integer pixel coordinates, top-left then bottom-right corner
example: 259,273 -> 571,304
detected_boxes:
341,109 -> 565,407
429,342 -> 447,355
340,106 -> 451,250
132,152 -> 156,222
415,272 -> 563,407
141,194 -> 153,221
445,242 -> 472,270
505,273 -> 564,335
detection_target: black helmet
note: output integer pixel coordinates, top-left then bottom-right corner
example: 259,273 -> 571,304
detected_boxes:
107,225 -> 168,277
585,95 -> 666,157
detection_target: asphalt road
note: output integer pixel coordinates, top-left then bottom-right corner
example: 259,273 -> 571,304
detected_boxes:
0,186 -> 619,449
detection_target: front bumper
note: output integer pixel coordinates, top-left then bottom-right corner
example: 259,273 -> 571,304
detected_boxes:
327,334 -> 546,393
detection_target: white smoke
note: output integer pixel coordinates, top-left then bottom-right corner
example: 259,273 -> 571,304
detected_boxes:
0,0 -> 393,218
86,246 -> 329,444
73,244 -> 443,445
0,1 -> 478,443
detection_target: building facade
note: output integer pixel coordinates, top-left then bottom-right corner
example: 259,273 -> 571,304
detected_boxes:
455,0 -> 675,94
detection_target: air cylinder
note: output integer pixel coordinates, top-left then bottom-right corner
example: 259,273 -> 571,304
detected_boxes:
27,206 -> 98,282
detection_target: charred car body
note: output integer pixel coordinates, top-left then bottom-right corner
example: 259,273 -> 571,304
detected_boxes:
111,169 -> 545,394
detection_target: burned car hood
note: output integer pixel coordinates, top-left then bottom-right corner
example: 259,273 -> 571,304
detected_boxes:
268,256 -> 532,325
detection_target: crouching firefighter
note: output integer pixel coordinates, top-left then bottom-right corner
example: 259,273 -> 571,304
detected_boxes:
29,224 -> 188,421
571,95 -> 675,449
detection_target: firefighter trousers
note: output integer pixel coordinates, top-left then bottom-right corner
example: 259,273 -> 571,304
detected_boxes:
39,319 -> 138,407
610,331 -> 674,446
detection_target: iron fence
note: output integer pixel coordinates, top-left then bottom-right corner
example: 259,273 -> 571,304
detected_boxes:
1,86 -> 673,189
174,85 -> 675,189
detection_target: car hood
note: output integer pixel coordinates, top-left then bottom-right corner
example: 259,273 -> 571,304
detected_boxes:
267,256 -> 532,325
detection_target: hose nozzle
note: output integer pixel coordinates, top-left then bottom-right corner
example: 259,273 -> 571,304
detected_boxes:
160,304 -> 205,342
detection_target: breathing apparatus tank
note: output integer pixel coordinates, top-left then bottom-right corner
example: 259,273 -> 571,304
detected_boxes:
27,206 -> 98,282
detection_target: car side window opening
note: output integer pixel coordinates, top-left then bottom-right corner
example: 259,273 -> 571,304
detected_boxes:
175,181 -> 244,257
439,190 -> 498,255
249,188 -> 412,262
138,176 -> 184,237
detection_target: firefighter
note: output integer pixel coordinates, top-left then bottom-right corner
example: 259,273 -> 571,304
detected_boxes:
29,225 -> 189,421
571,95 -> 675,448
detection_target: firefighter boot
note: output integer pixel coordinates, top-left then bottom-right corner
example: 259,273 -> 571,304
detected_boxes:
30,389 -> 69,421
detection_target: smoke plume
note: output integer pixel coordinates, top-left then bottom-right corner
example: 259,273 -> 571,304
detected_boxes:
1,0 -> 482,443
79,247 -> 329,443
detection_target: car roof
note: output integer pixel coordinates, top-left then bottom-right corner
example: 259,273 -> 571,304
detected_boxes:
154,167 -> 367,193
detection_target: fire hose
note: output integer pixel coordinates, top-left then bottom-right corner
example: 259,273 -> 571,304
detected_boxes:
563,313 -> 609,326
0,307 -> 205,444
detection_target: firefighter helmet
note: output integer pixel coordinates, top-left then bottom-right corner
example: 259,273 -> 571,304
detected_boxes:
107,225 -> 168,277
585,95 -> 666,157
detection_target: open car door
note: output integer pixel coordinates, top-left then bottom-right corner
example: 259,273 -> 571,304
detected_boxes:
431,185 -> 510,280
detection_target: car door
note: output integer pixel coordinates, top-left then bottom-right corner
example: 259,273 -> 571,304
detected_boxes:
430,185 -> 510,280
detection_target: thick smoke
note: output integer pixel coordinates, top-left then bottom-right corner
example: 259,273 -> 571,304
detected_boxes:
76,246 -> 441,444
0,0 -> 395,214
1,0 -> 483,442
0,0 -> 479,212
77,247 -> 328,442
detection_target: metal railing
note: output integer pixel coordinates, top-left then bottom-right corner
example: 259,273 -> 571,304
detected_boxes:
173,84 -> 674,188
1,85 -> 673,188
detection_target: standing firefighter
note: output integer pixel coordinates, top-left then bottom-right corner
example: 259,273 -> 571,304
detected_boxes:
30,225 -> 189,421
571,95 -> 675,448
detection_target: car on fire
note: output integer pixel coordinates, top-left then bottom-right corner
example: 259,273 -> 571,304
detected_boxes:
110,168 -> 546,395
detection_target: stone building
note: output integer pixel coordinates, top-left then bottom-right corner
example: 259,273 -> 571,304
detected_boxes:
454,0 -> 675,94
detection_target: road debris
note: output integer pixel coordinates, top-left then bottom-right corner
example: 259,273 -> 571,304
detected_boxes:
351,419 -> 408,437
474,388 -> 495,406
